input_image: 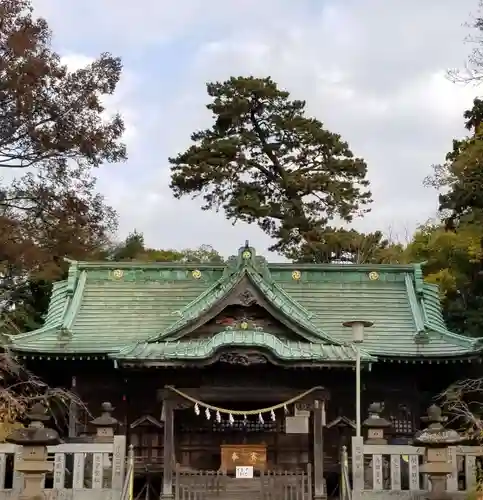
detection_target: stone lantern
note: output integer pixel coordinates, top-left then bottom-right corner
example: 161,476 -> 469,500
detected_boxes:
363,402 -> 392,445
91,402 -> 118,443
413,404 -> 463,500
362,403 -> 392,489
7,402 -> 60,500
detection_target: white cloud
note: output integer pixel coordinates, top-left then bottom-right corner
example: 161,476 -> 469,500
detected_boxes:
29,0 -> 483,257
60,54 -> 93,71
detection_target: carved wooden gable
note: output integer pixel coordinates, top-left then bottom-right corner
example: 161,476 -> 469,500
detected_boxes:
161,275 -> 323,346
188,303 -> 302,341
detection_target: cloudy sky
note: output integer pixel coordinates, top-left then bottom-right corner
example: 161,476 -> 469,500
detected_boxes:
30,0 -> 481,259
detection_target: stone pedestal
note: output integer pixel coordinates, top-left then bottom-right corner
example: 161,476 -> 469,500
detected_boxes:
414,405 -> 463,500
7,402 -> 60,500
363,402 -> 391,445
91,402 -> 118,442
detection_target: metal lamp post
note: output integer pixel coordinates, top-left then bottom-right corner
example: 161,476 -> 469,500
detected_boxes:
343,320 -> 374,437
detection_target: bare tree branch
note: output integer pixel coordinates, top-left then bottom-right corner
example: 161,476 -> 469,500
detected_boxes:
0,348 -> 89,438
438,378 -> 483,440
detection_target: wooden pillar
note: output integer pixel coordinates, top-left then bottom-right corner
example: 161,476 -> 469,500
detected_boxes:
68,375 -> 78,438
161,399 -> 174,499
313,400 -> 325,499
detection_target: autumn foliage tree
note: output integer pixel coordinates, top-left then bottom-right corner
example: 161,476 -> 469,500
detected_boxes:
0,0 -> 126,332
169,76 -> 372,259
0,0 -> 125,175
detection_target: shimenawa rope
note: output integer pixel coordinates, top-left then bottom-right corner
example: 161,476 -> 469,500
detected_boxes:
165,385 -> 321,415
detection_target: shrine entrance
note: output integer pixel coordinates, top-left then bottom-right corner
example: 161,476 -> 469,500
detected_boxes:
159,385 -> 328,500
176,400 -> 281,472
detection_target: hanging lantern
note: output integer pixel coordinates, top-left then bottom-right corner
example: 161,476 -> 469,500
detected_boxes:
270,409 -> 275,421
259,413 -> 264,424
216,411 -> 221,423
243,414 -> 247,425
205,408 -> 211,420
194,403 -> 200,416
284,404 -> 288,414
228,413 -> 234,425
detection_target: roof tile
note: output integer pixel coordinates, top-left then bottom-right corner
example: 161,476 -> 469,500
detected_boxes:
7,250 -> 480,360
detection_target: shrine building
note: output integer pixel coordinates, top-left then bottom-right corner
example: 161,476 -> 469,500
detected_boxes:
4,243 -> 482,498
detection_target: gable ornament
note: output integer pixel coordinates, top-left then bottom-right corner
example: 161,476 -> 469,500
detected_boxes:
237,289 -> 256,306
218,352 -> 268,365
192,269 -> 202,279
111,269 -> 124,280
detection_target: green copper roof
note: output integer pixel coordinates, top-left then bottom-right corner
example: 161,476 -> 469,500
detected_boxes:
6,245 -> 481,361
147,252 -> 339,344
112,331 -> 375,364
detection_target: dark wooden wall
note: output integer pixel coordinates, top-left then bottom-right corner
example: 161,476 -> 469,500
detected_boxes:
23,357 -> 477,472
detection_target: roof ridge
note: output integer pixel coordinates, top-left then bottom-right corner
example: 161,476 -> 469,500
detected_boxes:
62,270 -> 87,330
63,256 -> 423,273
65,259 -> 226,270
404,272 -> 425,333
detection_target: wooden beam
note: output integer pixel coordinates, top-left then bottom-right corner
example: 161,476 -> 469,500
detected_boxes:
158,385 -> 329,403
121,359 -> 356,369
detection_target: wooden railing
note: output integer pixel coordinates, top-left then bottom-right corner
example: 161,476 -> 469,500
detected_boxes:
351,436 -> 483,499
174,465 -> 312,500
0,435 -> 126,500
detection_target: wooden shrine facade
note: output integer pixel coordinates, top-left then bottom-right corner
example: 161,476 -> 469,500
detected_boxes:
158,385 -> 328,499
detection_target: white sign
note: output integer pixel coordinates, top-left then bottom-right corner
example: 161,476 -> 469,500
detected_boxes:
235,466 -> 254,479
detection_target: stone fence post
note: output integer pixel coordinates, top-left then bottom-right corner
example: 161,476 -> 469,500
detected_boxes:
413,404 -> 463,500
7,402 -> 60,500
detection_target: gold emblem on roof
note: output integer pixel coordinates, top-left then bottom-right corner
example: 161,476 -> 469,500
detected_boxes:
368,271 -> 379,281
242,250 -> 251,260
192,269 -> 202,279
292,270 -> 301,281
112,269 -> 124,280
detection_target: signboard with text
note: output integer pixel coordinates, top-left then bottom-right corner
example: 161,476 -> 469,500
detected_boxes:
235,466 -> 254,479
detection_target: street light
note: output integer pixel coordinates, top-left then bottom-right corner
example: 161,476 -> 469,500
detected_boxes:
343,320 -> 374,437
